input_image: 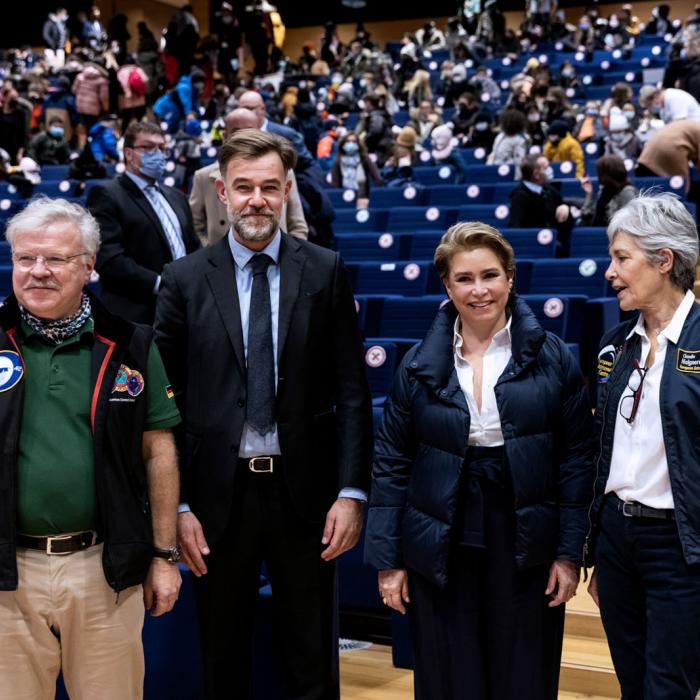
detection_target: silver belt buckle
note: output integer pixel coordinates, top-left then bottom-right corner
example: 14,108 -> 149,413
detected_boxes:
249,456 -> 274,473
621,501 -> 637,517
46,533 -> 74,556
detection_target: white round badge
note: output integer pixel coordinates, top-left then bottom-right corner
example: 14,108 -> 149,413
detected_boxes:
555,42 -> 563,51
500,80 -> 510,91
641,57 -> 650,68
365,345 -> 387,368
356,209 -> 370,223
165,161 -> 176,172
495,205 -> 509,220
579,259 -> 598,277
207,146 -> 217,158
467,185 -> 480,199
498,164 -> 510,177
601,60 -> 610,70
566,88 -> 575,99
583,75 -> 592,85
624,158 -> 634,172
670,176 -> 684,190
403,185 -> 417,200
163,176 -> 176,187
537,228 -> 554,245
403,263 -> 421,280
481,93 -> 491,103
585,142 -> 598,155
544,297 -> 564,318
58,180 -> 71,193
575,52 -> 585,61
378,233 -> 394,249
438,166 -> 452,179
425,207 -> 440,222
429,61 -> 438,70
474,147 -> 486,160
613,49 -> 622,59
502,57 -> 512,66
625,72 -> 636,82
420,150 -> 432,163
529,145 -> 541,155
436,96 -> 446,107
342,189 -> 356,203
652,46 -> 662,56
116,163 -> 126,174
0,199 -> 11,211
560,161 -> 573,175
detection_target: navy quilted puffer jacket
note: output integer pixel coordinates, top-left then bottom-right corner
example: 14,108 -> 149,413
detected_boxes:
364,296 -> 595,588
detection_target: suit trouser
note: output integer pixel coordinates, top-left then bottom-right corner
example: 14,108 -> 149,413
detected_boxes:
596,495 -> 700,700
0,544 -> 145,700
192,469 -> 338,700
407,480 -> 564,700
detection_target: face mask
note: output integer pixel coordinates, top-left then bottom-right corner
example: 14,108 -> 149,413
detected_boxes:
585,108 -> 597,117
398,156 -> 412,167
342,142 -> 359,155
222,15 -> 234,24
623,110 -> 636,120
474,122 -> 488,131
609,19 -> 619,28
49,126 -> 64,138
561,68 -> 574,78
544,166 -> 554,182
549,136 -> 560,145
580,23 -> 589,31
528,113 -> 540,122
650,105 -> 662,117
139,150 -> 166,179
609,132 -> 628,143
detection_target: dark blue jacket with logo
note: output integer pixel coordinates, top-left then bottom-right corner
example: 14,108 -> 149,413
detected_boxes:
585,297 -> 700,566
364,296 -> 595,587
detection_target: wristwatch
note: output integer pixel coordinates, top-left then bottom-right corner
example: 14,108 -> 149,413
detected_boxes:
152,544 -> 181,563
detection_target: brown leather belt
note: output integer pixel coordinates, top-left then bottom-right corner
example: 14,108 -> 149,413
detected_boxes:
17,531 -> 101,555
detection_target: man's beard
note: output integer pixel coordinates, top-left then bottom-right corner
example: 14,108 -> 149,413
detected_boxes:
228,204 -> 279,242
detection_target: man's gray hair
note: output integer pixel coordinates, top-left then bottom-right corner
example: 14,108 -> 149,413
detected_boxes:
607,192 -> 699,291
5,196 -> 101,256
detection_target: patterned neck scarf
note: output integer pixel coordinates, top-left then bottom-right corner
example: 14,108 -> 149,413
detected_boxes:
20,293 -> 92,345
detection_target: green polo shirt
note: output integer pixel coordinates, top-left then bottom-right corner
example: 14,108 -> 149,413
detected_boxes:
16,318 -> 181,536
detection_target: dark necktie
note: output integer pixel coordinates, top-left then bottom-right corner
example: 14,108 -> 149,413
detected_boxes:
246,254 -> 275,435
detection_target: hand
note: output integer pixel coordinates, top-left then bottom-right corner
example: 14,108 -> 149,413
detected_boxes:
588,570 -> 599,607
555,203 -> 570,223
545,559 -> 579,607
143,558 -> 181,616
178,511 -> 210,577
580,176 -> 593,196
379,568 -> 410,614
320,498 -> 363,561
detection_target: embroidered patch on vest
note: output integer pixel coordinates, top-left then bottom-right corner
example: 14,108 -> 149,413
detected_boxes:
112,365 -> 145,397
597,344 -> 617,383
0,350 -> 23,392
676,348 -> 700,373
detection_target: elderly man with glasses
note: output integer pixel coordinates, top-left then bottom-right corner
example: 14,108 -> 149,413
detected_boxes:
0,196 -> 182,699
87,121 -> 199,324
586,192 -> 700,699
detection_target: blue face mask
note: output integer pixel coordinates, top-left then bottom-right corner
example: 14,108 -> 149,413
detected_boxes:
342,142 -> 359,155
139,150 -> 167,180
474,122 -> 488,131
650,105 -> 662,117
49,126 -> 64,138
585,108 -> 597,117
623,110 -> 636,120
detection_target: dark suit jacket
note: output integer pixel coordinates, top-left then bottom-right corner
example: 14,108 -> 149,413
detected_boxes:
153,234 -> 374,546
88,174 -> 199,324
508,181 -> 565,230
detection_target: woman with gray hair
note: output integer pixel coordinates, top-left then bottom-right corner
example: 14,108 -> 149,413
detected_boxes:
585,192 -> 700,698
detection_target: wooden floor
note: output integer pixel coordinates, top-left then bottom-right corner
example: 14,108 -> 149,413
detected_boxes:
339,643 -> 611,700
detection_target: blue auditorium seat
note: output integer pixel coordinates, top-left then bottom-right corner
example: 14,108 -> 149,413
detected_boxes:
456,203 -> 512,227
520,294 -> 588,342
348,261 -> 433,297
465,164 -> 517,183
336,232 -> 407,262
0,242 -> 11,264
370,185 -> 426,207
550,161 -> 577,178
528,258 -> 611,296
412,165 -> 458,186
41,165 -> 71,181
569,227 -> 609,258
363,341 -> 398,398
333,208 -> 388,234
0,264 -> 12,298
33,180 -> 78,197
387,206 -> 454,232
367,295 -> 447,340
327,188 -> 357,208
501,228 -> 557,258
408,231 -> 444,259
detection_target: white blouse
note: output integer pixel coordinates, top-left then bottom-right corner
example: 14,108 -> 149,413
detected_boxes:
453,316 -> 513,447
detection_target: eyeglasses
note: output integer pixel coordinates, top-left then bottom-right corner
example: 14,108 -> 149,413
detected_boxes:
619,359 -> 648,424
13,252 -> 89,272
133,144 -> 171,157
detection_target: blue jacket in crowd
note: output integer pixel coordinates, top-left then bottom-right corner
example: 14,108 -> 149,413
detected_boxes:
365,296 -> 595,587
88,121 -> 118,161
586,299 -> 700,566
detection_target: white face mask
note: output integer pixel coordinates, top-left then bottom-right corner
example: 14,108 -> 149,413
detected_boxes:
528,113 -> 540,123
398,156 -> 412,167
544,166 -> 554,182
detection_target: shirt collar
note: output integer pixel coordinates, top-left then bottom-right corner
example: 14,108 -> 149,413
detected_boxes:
626,289 -> 696,345
125,170 -> 153,191
523,180 -> 543,195
20,316 -> 94,344
453,313 -> 513,358
261,117 -> 269,131
227,229 -> 281,271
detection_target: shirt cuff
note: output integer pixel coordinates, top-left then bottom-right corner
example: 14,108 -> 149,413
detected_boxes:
178,503 -> 191,513
338,488 -> 368,502
153,275 -> 161,294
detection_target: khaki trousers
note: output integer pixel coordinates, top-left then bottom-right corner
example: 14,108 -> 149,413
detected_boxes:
0,543 -> 145,700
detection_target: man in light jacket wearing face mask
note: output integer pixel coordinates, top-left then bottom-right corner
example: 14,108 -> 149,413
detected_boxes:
87,122 -> 199,324
638,84 -> 700,124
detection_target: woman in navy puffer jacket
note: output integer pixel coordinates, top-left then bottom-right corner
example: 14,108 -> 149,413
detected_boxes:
365,222 -> 595,700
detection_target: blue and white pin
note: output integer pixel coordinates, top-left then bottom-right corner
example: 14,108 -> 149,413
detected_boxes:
0,350 -> 23,392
